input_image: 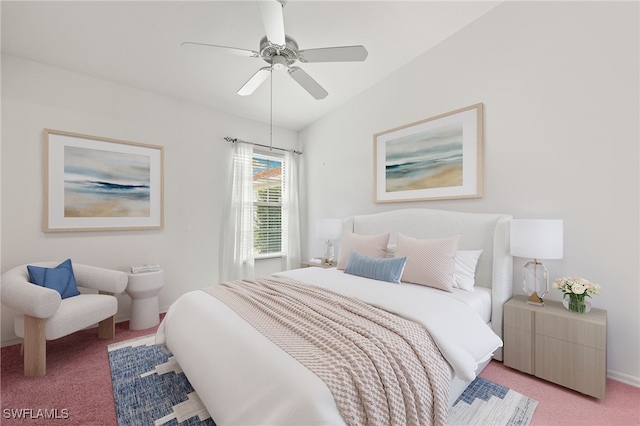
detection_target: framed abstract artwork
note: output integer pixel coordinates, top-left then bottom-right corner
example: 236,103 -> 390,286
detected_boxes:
373,103 -> 483,203
44,129 -> 164,232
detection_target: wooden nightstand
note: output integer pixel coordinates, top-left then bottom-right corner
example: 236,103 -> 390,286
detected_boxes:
503,295 -> 607,399
300,261 -> 336,269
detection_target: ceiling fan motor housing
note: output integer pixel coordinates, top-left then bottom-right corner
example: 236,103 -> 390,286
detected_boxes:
259,35 -> 299,67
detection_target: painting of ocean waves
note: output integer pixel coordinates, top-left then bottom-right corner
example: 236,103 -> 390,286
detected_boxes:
385,122 -> 463,192
66,181 -> 150,198
64,146 -> 151,218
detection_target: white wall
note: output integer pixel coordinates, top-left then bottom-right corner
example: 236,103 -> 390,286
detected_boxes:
300,2 -> 639,384
1,54 -> 298,343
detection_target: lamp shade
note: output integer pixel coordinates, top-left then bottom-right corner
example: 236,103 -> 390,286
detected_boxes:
316,219 -> 342,240
510,219 -> 563,260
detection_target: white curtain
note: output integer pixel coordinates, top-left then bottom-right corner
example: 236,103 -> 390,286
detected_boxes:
282,150 -> 301,270
219,142 -> 255,282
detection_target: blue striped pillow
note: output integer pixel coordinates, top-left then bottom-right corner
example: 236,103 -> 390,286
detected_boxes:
344,250 -> 407,284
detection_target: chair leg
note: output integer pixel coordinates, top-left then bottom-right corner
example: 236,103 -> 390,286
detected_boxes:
98,316 -> 115,339
23,315 -> 46,377
98,291 -> 116,339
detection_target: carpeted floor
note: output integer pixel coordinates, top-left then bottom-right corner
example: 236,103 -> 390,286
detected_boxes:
2,318 -> 639,425
108,335 -> 536,426
479,361 -> 640,426
0,320 -> 159,426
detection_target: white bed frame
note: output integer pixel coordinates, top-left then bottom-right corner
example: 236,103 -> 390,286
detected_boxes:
344,208 -> 513,361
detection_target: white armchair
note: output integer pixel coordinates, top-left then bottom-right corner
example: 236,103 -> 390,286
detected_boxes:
1,262 -> 128,376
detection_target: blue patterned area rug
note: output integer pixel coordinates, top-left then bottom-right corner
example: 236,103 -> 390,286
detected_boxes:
108,335 -> 537,426
448,377 -> 538,426
108,335 -> 215,426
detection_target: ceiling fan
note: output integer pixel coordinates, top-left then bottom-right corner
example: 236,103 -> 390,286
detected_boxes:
182,0 -> 368,100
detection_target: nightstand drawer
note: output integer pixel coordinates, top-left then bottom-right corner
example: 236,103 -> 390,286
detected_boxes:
535,309 -> 606,350
534,335 -> 606,399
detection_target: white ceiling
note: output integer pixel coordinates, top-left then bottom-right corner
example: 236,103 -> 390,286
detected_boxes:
1,1 -> 502,130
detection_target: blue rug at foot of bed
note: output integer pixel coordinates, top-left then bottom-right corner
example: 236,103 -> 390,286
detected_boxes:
108,335 -> 215,426
108,335 -> 537,426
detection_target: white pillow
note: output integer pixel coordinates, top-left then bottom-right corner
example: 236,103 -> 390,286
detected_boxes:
452,250 -> 483,291
395,233 -> 460,292
337,231 -> 391,270
385,244 -> 397,258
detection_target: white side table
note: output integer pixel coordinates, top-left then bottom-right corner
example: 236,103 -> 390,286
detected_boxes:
300,261 -> 336,269
126,269 -> 164,330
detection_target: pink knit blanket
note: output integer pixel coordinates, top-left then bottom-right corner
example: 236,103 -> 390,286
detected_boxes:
202,276 -> 450,426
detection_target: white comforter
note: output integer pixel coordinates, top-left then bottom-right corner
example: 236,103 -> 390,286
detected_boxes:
156,268 -> 502,425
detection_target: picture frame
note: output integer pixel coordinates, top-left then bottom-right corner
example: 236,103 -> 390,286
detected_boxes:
373,103 -> 483,203
44,129 -> 164,232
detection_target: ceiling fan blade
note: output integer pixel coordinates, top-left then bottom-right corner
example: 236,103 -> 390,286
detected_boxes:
238,67 -> 272,96
257,0 -> 286,47
181,42 -> 259,58
298,45 -> 368,63
288,67 -> 328,100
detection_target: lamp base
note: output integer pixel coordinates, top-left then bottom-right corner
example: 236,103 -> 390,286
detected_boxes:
324,240 -> 335,264
526,291 -> 544,306
522,259 -> 548,307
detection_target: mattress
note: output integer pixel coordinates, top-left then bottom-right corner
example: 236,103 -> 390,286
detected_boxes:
449,286 -> 492,323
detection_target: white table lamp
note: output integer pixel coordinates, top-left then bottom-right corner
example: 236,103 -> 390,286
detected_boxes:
510,219 -> 563,306
316,219 -> 342,264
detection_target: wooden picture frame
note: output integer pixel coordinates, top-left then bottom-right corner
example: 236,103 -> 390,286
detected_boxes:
373,103 -> 483,203
44,129 -> 164,232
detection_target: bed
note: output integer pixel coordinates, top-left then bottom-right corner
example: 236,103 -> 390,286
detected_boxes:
156,208 -> 513,425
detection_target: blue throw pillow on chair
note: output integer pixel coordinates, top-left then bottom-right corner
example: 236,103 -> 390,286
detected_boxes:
27,259 -> 81,299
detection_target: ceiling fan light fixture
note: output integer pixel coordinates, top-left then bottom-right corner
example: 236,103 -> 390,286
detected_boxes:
271,55 -> 288,70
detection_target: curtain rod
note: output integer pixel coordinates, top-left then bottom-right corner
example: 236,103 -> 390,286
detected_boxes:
224,137 -> 302,155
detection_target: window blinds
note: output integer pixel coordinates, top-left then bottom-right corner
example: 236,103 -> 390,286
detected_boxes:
252,154 -> 283,256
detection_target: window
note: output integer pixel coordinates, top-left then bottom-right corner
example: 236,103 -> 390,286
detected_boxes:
220,142 -> 299,282
252,153 -> 283,257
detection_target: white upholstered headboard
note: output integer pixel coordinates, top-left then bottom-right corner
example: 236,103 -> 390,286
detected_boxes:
343,208 -> 512,360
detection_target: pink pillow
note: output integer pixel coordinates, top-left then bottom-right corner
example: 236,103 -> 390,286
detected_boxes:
395,233 -> 460,292
337,231 -> 391,270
